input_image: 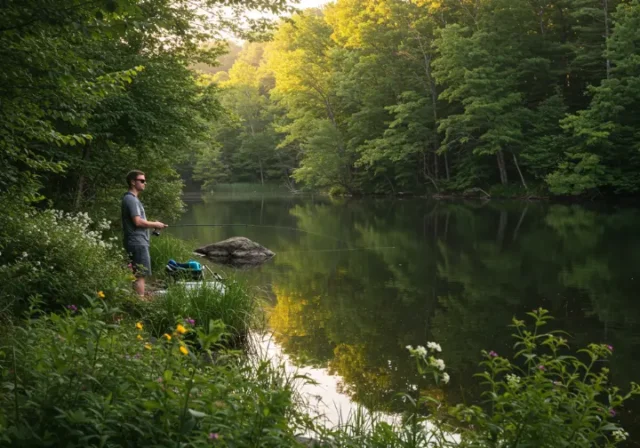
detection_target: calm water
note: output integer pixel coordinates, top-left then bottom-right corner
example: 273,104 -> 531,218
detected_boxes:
172,193 -> 640,441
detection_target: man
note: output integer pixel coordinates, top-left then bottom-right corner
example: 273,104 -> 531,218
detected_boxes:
121,170 -> 167,297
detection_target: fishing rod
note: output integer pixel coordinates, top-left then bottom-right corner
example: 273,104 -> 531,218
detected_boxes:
152,223 -> 397,253
154,223 -> 346,244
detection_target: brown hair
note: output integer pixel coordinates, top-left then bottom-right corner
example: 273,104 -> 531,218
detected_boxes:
126,170 -> 145,188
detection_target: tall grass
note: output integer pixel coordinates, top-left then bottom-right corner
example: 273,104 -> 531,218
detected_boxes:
148,233 -> 197,279
145,278 -> 260,347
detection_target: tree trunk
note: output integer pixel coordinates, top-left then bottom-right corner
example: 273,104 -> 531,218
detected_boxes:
259,159 -> 264,186
444,152 -> 450,181
497,151 -> 508,185
603,0 -> 611,79
74,145 -> 92,209
512,153 -> 528,190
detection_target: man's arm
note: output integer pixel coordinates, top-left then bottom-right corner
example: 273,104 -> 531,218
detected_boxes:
124,195 -> 167,229
133,215 -> 167,229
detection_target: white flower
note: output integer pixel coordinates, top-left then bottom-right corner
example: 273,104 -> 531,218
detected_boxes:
410,384 -> 418,391
430,358 -> 446,371
427,342 -> 442,352
415,346 -> 427,357
406,345 -> 413,351
613,429 -> 629,442
21,252 -> 28,258
442,372 -> 450,384
506,374 -> 521,388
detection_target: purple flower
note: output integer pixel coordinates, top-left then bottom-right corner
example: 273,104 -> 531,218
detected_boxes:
489,351 -> 498,358
538,365 -> 545,371
209,432 -> 219,441
66,304 -> 78,313
607,345 -> 614,351
610,409 -> 617,417
186,317 -> 196,326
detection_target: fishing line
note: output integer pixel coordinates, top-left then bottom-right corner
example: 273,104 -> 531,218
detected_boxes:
166,223 -> 347,244
162,223 -> 396,254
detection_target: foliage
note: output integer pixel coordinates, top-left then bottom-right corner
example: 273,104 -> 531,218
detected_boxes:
148,234 -> 197,281
207,0 -> 639,197
0,299 -> 304,447
310,310 -> 639,447
142,280 -> 259,347
0,0 -> 293,210
0,199 -> 131,317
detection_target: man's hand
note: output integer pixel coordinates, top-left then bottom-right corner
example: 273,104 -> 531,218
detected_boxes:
154,221 -> 168,229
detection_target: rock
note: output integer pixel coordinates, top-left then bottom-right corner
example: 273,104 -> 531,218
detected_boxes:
194,237 -> 275,267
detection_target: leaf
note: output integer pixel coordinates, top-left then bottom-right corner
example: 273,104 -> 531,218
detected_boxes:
188,409 -> 207,418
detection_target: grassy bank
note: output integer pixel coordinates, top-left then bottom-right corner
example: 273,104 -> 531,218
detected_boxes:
1,202 -> 637,447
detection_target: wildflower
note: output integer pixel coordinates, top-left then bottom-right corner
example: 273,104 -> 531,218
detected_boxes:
137,335 -> 143,341
179,345 -> 189,355
144,343 -> 152,350
163,333 -> 172,341
609,408 -> 617,417
506,374 -> 521,388
538,365 -> 545,371
136,322 -> 143,330
406,345 -> 414,351
607,345 -> 614,352
209,432 -> 219,440
489,351 -> 498,358
427,342 -> 442,352
66,304 -> 78,313
97,291 -> 105,299
176,324 -> 187,334
613,429 -> 628,442
415,346 -> 427,357
430,358 -> 446,371
186,318 -> 196,326
442,372 -> 450,384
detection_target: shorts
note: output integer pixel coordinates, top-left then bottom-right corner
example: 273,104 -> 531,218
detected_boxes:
126,244 -> 152,277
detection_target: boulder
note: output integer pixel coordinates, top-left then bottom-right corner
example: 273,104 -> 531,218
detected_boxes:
194,237 -> 275,267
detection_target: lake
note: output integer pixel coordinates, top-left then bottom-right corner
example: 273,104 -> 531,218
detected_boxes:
172,193 -> 640,442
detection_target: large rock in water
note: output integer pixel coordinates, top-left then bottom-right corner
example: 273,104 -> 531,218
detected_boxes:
194,237 -> 275,267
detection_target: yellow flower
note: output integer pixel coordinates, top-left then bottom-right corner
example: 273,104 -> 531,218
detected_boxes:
136,322 -> 143,330
144,343 -> 152,350
137,335 -> 143,341
179,345 -> 189,356
163,333 -> 172,341
97,291 -> 105,299
176,324 -> 187,334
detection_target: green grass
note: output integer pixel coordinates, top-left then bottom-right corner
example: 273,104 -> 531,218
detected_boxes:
144,277 -> 260,347
148,233 -> 197,279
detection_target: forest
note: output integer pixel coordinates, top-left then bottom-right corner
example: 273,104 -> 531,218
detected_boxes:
2,0 -> 640,217
194,0 -> 640,198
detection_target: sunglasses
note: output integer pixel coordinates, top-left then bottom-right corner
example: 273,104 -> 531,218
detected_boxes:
136,179 -> 146,184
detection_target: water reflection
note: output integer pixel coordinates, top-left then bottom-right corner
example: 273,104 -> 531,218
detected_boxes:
172,195 -> 640,441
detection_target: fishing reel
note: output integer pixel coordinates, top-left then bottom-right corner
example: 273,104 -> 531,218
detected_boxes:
152,229 -> 161,237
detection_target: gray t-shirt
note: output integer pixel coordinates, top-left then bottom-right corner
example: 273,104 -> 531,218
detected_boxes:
121,192 -> 150,247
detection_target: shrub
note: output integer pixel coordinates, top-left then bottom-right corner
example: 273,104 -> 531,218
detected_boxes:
328,185 -> 348,197
0,201 -> 132,316
142,279 -> 259,347
313,309 -> 639,447
0,299 -> 304,447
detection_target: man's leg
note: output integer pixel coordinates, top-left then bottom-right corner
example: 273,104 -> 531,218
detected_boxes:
129,245 -> 152,297
134,276 -> 145,296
